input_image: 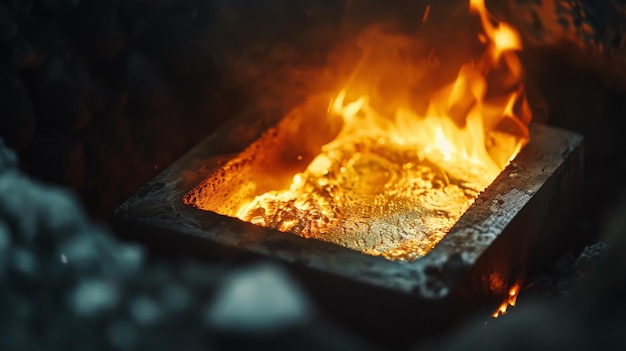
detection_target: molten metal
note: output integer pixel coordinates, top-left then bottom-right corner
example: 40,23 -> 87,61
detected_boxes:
184,0 -> 532,261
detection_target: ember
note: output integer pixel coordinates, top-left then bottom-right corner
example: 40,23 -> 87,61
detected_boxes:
492,281 -> 522,318
184,0 -> 532,261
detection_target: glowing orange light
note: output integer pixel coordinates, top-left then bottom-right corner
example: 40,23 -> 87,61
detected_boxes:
492,282 -> 522,318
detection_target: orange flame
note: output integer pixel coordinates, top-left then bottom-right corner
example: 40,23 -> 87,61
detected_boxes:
492,282 -> 522,318
327,0 -> 531,183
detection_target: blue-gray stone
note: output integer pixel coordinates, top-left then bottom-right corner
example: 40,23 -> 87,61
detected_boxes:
204,263 -> 313,334
113,244 -> 146,277
70,279 -> 119,317
57,235 -> 101,268
11,246 -> 38,277
0,173 -> 87,244
0,139 -> 17,173
576,241 -> 609,274
160,283 -> 191,313
129,296 -> 162,326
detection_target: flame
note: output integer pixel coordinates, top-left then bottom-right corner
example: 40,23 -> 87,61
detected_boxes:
322,0 -> 529,186
190,0 -> 532,261
492,282 -> 522,318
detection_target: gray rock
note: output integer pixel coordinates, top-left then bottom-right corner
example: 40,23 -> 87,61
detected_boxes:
129,295 -> 162,326
69,278 -> 120,317
0,173 -> 41,243
57,235 -> 102,271
575,241 -> 609,275
160,283 -> 191,313
0,170 -> 85,244
0,138 -> 17,172
10,246 -> 38,277
112,243 -> 146,277
204,263 -> 314,334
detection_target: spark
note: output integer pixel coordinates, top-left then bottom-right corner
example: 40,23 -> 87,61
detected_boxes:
422,5 -> 431,23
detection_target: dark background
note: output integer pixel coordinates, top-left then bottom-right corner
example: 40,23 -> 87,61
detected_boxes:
1,0 -> 626,350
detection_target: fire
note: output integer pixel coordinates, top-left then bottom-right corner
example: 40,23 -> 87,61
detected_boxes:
492,282 -> 522,318
185,0 -> 532,261
319,0 -> 530,179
